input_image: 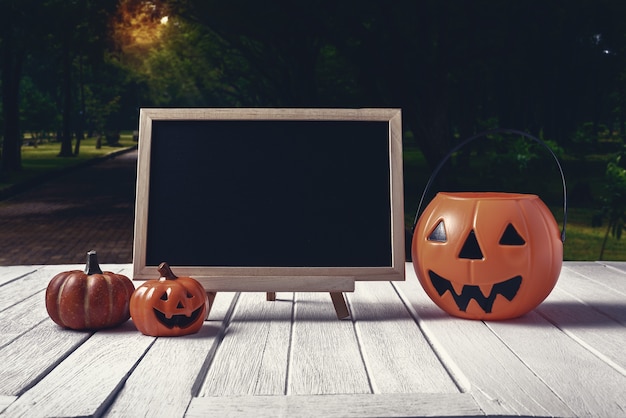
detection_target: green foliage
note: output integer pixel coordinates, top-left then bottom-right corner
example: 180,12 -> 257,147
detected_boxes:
19,77 -> 60,138
440,129 -> 566,206
597,146 -> 626,258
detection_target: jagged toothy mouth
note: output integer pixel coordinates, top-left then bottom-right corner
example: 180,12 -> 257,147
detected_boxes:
153,306 -> 203,329
428,271 -> 522,313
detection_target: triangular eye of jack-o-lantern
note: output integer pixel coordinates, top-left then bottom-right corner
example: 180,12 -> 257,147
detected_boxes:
500,223 -> 525,245
428,220 -> 447,242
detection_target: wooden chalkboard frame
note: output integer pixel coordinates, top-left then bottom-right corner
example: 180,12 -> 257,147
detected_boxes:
133,108 -> 404,292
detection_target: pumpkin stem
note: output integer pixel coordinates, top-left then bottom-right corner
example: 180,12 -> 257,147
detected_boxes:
158,262 -> 178,280
85,250 -> 103,275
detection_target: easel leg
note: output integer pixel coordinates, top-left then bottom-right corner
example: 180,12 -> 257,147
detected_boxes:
206,291 -> 217,319
265,291 -> 349,320
330,292 -> 350,319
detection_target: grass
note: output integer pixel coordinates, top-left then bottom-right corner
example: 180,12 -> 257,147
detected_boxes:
559,207 -> 626,261
0,133 -> 136,194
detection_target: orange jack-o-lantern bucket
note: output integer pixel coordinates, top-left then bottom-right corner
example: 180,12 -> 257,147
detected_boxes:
411,129 -> 567,320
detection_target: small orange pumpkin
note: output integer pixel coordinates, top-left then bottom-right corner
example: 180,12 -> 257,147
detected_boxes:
130,262 -> 209,336
45,250 -> 135,330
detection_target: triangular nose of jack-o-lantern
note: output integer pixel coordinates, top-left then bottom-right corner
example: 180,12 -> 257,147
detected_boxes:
459,230 -> 483,260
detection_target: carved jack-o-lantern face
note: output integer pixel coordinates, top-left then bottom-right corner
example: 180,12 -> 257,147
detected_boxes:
150,282 -> 205,329
412,192 -> 562,320
130,262 -> 209,336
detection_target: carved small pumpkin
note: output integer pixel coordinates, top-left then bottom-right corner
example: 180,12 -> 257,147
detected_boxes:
45,250 -> 135,330
412,192 -> 562,320
130,262 -> 209,336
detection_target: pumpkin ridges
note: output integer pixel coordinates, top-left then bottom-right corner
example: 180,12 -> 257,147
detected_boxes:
86,274 -> 107,329
84,274 -> 92,329
105,274 -> 114,326
47,273 -> 69,327
107,272 -> 134,326
129,286 -> 155,335
45,251 -> 134,330
63,273 -> 88,329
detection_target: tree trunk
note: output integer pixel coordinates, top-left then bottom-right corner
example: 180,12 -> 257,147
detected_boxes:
74,56 -> 86,155
599,221 -> 612,261
0,17 -> 24,176
58,30 -> 74,157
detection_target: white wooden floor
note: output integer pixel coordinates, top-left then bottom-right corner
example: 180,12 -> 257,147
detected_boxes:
0,262 -> 625,417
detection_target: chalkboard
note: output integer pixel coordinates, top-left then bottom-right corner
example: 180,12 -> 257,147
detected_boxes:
133,108 -> 404,292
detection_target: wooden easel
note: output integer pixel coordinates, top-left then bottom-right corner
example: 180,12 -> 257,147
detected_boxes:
265,291 -> 350,319
205,291 -> 350,320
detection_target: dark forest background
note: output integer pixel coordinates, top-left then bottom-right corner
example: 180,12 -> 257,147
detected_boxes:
3,1 -> 626,169
3,0 -> 626,259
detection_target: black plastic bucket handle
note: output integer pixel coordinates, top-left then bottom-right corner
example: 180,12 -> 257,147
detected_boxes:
412,128 -> 567,243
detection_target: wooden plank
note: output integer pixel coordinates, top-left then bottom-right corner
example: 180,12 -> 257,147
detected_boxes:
287,292 -> 371,395
2,320 -> 154,417
597,260 -> 626,282
0,291 -> 48,348
559,265 -> 626,325
346,281 -> 459,394
105,292 -> 238,417
199,292 -> 292,396
0,395 -> 16,414
0,320 -> 90,396
565,262 -> 626,299
0,265 -> 80,312
186,393 -> 483,417
551,265 -> 626,327
488,310 -> 626,417
0,266 -> 39,287
394,267 -> 576,417
546,267 -> 626,374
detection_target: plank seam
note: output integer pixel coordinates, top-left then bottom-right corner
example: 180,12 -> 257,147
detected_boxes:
284,292 -> 297,396
0,268 -> 40,291
0,286 -> 46,316
536,306 -> 626,378
563,264 -> 626,297
188,292 -> 242,398
283,292 -> 296,395
98,337 -> 158,417
0,395 -> 18,415
0,315 -> 48,352
483,321 -> 571,416
391,281 -> 471,393
345,293 -> 375,394
10,320 -> 92,397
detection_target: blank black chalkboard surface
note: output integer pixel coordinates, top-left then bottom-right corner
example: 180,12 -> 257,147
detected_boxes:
133,108 -> 404,292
